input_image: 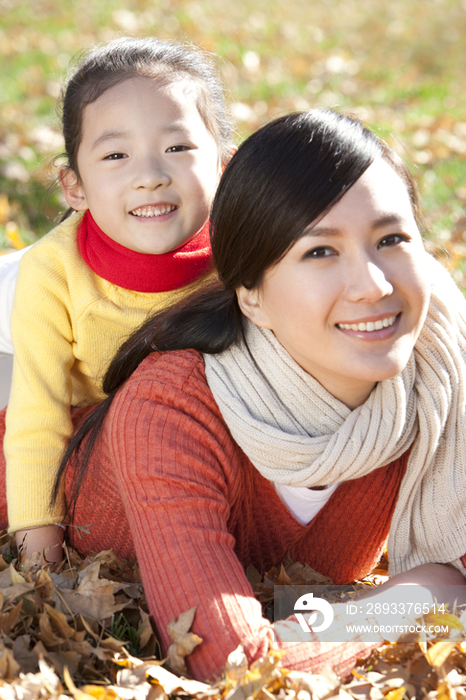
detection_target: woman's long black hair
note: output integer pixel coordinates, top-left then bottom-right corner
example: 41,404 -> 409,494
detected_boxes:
53,109 -> 420,513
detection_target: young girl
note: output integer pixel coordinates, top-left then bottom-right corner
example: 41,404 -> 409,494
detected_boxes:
1,36 -> 232,561
44,109 -> 466,680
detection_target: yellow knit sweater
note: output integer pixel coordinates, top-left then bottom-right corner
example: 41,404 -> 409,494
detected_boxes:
5,212 -> 205,531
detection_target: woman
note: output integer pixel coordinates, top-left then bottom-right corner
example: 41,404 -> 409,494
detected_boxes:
8,109 -> 466,679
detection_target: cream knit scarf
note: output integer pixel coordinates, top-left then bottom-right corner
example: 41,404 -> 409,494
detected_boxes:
204,256 -> 466,576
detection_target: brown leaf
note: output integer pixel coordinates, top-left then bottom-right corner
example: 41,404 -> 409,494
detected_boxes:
166,607 -> 203,675
44,602 -> 76,640
11,634 -> 39,674
0,640 -> 20,680
59,587 -> 129,623
35,568 -> 55,600
39,612 -> 64,649
138,609 -> 155,651
0,600 -> 22,635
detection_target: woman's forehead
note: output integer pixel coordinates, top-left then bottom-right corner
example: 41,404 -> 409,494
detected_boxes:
308,159 -> 415,231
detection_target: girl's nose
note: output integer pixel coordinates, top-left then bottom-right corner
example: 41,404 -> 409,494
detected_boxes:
132,156 -> 171,189
345,260 -> 394,303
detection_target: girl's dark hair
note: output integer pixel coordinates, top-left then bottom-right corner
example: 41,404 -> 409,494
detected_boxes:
54,108 -> 421,511
59,36 -> 231,219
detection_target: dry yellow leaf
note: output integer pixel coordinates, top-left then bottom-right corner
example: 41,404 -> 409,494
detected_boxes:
146,663 -> 210,694
423,611 -> 463,630
384,686 -> 406,700
64,665 -> 100,700
166,606 -> 203,675
425,641 -> 457,669
225,644 -> 248,683
81,685 -> 122,700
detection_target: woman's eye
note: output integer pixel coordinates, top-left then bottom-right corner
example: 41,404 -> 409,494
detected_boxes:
104,153 -> 127,160
166,145 -> 191,153
378,233 -> 409,248
303,246 -> 336,259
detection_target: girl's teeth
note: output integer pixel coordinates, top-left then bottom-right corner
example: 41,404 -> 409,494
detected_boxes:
131,204 -> 176,217
338,315 -> 397,331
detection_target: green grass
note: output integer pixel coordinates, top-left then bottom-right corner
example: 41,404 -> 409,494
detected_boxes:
1,0 -> 465,279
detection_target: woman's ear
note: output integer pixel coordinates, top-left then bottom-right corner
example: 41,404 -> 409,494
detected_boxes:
221,145 -> 238,173
59,167 -> 88,211
236,285 -> 272,329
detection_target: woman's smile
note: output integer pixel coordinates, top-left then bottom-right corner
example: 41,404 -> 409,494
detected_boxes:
238,158 -> 431,409
336,313 -> 401,342
336,313 -> 398,332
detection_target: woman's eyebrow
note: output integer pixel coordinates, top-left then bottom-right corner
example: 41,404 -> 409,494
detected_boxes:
307,214 -> 407,237
371,214 -> 406,229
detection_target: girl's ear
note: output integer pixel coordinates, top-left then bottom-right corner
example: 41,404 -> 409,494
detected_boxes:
59,167 -> 88,211
236,285 -> 272,329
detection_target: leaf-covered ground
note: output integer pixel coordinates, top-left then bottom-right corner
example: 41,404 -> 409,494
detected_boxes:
0,533 -> 465,699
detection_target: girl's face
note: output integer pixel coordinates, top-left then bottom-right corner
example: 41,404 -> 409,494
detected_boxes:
60,76 -> 223,254
237,158 -> 431,409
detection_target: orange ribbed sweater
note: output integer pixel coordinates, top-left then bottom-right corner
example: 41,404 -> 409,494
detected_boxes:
0,349 -> 415,680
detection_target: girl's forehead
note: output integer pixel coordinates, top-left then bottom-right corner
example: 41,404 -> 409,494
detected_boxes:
80,76 -> 208,139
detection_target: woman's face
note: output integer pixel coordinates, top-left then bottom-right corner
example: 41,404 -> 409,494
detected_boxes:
237,158 -> 431,409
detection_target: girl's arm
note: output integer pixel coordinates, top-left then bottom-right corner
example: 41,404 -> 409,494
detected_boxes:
15,525 -> 64,563
5,241 -> 76,548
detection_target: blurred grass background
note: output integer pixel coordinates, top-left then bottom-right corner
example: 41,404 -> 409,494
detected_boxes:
1,0 -> 466,283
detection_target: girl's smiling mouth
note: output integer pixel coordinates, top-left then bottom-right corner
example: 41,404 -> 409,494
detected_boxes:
130,203 -> 178,218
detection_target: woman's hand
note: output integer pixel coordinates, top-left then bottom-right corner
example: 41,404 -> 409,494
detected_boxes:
334,563 -> 466,644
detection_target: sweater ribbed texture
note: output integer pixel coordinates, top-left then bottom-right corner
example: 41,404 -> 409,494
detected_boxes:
0,350 -> 414,680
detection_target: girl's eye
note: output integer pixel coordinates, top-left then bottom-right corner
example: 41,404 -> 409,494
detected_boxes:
104,153 -> 127,160
377,233 -> 409,248
303,246 -> 336,259
166,145 -> 191,153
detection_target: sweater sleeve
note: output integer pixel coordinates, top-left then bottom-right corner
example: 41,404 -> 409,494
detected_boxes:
106,352 -> 376,681
5,244 -> 76,530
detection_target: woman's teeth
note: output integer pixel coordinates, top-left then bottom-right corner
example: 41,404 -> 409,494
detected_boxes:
131,204 -> 177,217
337,315 -> 397,332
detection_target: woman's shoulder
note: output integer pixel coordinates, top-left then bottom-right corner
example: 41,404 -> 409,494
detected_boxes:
137,348 -> 206,381
117,349 -> 214,405
106,349 -> 243,475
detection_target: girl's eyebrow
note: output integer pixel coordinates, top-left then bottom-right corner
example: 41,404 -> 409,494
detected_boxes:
91,130 -> 130,149
307,214 -> 407,237
91,125 -> 189,150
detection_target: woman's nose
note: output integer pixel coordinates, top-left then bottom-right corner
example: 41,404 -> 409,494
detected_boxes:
345,260 -> 394,303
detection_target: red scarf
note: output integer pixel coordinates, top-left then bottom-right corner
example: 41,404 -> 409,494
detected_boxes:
77,210 -> 212,293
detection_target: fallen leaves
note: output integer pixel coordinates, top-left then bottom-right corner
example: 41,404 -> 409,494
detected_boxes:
166,607 -> 202,676
0,532 -> 465,699
0,532 -> 159,692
